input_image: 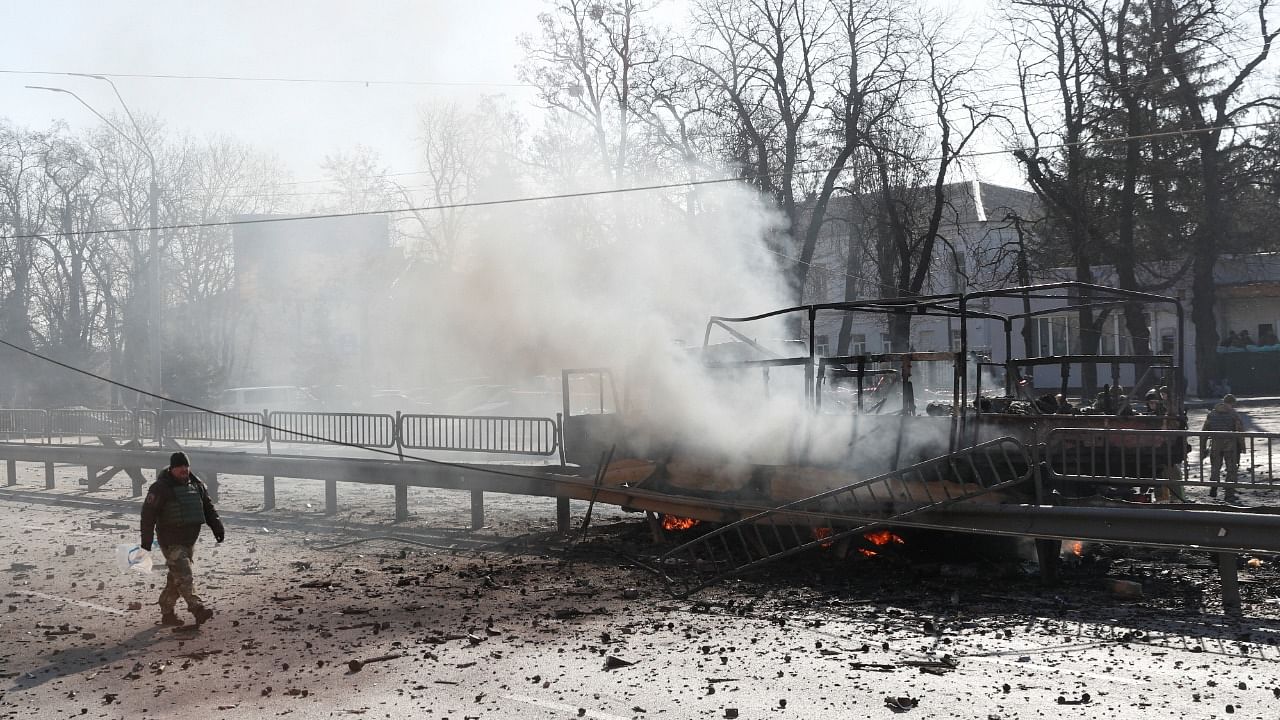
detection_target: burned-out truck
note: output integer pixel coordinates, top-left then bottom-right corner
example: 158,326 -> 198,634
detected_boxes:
561,282 -> 1189,517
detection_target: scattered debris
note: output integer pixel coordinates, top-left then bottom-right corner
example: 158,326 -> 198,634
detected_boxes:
885,696 -> 919,712
346,652 -> 404,673
1107,579 -> 1144,599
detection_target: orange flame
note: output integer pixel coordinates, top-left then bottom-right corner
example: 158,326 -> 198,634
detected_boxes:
1070,541 -> 1084,557
857,548 -> 878,557
811,527 -> 835,548
864,530 -> 906,546
662,515 -> 699,531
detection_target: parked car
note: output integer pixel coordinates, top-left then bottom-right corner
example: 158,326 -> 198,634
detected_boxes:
215,386 -> 319,413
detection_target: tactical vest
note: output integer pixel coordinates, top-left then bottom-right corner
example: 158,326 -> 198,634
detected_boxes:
158,481 -> 206,528
1204,410 -> 1238,432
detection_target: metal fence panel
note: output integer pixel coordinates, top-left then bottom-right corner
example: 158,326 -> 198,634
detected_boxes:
270,412 -> 397,448
0,409 -> 48,440
161,411 -> 265,443
1046,427 -> 1279,489
399,414 -> 558,456
49,409 -> 136,438
136,410 -> 158,441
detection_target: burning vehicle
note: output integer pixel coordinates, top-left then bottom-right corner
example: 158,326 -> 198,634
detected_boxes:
561,282 -> 1189,525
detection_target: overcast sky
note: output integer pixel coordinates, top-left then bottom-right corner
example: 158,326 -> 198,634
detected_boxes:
0,1 -> 539,181
0,0 -> 1024,192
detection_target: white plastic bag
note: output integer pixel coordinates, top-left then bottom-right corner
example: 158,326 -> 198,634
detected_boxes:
115,544 -> 153,574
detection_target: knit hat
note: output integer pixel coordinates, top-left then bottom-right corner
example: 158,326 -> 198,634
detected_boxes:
1223,394 -> 1237,405
169,451 -> 191,468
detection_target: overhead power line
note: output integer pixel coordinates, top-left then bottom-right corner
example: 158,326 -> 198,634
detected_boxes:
6,119 -> 1276,242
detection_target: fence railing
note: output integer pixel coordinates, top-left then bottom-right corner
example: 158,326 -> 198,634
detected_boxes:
49,409 -> 138,439
0,409 -> 48,440
0,407 -> 562,459
161,411 -> 266,443
269,411 -> 397,448
400,414 -> 560,456
1045,427 -> 1279,490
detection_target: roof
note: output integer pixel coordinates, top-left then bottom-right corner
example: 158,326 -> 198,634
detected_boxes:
811,181 -> 1040,228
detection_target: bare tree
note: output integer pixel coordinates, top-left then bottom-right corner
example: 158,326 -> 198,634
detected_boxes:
404,97 -> 525,267
1008,0 -> 1111,390
0,122 -> 64,404
685,0 -> 836,297
879,23 -> 999,348
519,0 -> 663,184
163,135 -> 290,401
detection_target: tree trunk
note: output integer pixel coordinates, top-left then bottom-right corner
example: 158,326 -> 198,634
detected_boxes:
1190,136 -> 1225,396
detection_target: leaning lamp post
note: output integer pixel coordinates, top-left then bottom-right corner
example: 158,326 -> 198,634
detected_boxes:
28,81 -> 163,407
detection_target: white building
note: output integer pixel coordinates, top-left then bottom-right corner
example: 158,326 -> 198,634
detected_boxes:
798,181 -> 1280,396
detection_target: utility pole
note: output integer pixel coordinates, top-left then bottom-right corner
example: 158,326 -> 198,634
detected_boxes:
28,77 -> 163,407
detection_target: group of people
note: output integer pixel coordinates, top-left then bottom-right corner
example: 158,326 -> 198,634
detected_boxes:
1030,383 -> 1171,417
1220,328 -> 1279,348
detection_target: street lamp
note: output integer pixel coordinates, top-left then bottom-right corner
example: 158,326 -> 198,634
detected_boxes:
28,80 -> 163,407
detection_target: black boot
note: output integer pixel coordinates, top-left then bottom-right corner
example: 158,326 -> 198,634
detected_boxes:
191,606 -> 214,625
157,611 -> 183,626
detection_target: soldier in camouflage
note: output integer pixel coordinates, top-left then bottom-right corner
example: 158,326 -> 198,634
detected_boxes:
1201,396 -> 1244,503
140,451 -> 225,626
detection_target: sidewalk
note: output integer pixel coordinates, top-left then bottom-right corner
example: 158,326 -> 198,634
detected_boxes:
1184,395 -> 1280,409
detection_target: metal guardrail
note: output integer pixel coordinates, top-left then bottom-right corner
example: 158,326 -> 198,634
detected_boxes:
269,411 -> 397,448
1046,427 -> 1279,490
400,414 -> 559,456
161,411 -> 265,443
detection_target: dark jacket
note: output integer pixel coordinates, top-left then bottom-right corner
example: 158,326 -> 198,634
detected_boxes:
140,469 -> 224,549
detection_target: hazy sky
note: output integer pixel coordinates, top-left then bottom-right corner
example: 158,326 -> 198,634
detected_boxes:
0,1 -> 540,182
0,0 -> 1024,192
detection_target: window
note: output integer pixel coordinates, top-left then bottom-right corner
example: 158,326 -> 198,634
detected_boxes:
950,329 -> 962,350
952,252 -> 967,293
244,388 -> 280,404
815,334 -> 830,356
1160,330 -> 1176,354
919,330 -> 936,351
1036,315 -> 1076,356
851,333 -> 867,355
881,332 -> 893,353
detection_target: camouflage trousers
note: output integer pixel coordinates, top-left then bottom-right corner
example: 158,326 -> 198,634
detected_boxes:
158,544 -> 205,613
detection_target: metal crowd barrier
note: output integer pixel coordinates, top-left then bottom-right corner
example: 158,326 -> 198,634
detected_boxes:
1045,427 -> 1280,490
0,409 -> 48,441
269,411 -> 398,448
136,410 -> 158,441
161,410 -> 266,443
49,409 -> 137,441
1,407 -> 564,459
399,414 -> 559,456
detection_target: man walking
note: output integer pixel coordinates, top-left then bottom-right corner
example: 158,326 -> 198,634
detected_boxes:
1201,397 -> 1244,503
140,451 -> 225,626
